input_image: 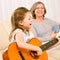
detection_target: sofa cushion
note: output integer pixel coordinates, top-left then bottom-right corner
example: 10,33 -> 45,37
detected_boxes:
0,20 -> 11,50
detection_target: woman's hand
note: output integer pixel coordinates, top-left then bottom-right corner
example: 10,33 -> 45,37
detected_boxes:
51,32 -> 57,40
56,32 -> 60,45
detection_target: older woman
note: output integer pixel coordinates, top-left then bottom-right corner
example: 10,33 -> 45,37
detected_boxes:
31,1 -> 59,43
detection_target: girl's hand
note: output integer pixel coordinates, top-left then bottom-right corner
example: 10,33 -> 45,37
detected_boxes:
36,47 -> 42,56
30,47 -> 42,58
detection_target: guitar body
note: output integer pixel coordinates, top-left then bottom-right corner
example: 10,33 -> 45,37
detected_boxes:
8,38 -> 48,60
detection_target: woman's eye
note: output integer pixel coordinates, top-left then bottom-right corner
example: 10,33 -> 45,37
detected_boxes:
36,7 -> 39,9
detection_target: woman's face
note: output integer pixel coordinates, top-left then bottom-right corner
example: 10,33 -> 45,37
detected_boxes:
35,4 -> 45,17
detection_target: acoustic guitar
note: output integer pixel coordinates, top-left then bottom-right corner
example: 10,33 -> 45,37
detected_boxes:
7,38 -> 58,60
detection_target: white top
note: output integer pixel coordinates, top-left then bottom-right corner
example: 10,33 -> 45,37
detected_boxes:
11,29 -> 34,43
3,29 -> 34,52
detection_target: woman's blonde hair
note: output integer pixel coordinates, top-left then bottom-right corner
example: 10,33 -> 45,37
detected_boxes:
30,1 -> 46,19
9,7 -> 29,40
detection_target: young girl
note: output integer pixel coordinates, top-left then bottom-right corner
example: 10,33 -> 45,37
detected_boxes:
9,7 -> 42,57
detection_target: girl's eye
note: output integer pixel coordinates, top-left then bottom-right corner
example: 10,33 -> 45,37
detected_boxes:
28,18 -> 31,20
28,16 -> 32,20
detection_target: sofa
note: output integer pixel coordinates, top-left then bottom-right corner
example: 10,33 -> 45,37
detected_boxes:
0,20 -> 60,60
0,20 -> 11,60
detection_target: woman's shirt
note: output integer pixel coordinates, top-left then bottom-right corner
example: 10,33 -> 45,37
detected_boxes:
11,29 -> 34,43
32,18 -> 57,42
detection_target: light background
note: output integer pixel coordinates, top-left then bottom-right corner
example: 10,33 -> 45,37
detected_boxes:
0,0 -> 60,22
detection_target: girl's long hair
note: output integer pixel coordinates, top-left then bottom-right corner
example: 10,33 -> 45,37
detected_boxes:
9,7 -> 29,41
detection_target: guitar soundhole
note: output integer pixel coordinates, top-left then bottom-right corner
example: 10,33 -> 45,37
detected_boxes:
30,51 -> 39,59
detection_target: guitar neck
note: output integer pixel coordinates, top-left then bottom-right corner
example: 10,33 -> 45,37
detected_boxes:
40,38 -> 58,51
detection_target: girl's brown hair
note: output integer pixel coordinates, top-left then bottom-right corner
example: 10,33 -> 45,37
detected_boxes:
30,1 -> 46,19
9,7 -> 29,40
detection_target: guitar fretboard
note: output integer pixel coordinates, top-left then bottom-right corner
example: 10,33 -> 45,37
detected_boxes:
40,38 -> 58,51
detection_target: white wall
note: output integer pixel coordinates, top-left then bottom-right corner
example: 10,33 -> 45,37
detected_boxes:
0,0 -> 60,22
45,0 -> 60,22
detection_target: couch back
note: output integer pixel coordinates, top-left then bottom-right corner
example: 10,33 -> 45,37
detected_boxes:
0,20 -> 11,50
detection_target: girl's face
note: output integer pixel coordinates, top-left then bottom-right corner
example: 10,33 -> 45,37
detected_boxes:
19,12 -> 32,30
35,4 -> 45,17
